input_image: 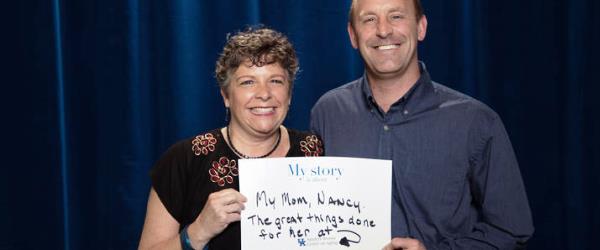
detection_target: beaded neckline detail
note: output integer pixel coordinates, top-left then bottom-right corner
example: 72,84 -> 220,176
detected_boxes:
226,126 -> 281,159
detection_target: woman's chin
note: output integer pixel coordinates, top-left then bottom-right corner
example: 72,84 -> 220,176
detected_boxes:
248,124 -> 281,136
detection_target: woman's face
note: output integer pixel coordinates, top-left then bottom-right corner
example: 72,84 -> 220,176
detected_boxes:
221,61 -> 291,138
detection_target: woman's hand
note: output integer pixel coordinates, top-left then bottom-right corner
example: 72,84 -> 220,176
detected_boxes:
187,188 -> 247,248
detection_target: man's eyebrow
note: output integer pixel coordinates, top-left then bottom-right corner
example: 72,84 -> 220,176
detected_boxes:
357,10 -> 376,17
358,7 -> 407,17
387,7 -> 407,14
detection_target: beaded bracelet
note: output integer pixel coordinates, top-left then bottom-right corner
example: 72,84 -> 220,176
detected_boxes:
180,224 -> 195,250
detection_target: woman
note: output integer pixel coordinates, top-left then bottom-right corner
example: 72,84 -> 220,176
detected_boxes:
138,28 -> 324,250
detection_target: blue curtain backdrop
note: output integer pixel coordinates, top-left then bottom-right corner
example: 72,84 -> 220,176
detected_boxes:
3,0 -> 599,249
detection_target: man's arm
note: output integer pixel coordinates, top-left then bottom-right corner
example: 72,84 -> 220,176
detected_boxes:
310,101 -> 325,136
428,117 -> 534,249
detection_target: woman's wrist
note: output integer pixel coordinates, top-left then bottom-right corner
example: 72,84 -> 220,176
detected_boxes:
184,222 -> 210,250
180,225 -> 195,250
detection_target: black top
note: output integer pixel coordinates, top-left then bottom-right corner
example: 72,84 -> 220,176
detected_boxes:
150,128 -> 324,250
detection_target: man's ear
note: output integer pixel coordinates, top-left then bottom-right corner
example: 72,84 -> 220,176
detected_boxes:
348,22 -> 359,49
417,15 -> 428,41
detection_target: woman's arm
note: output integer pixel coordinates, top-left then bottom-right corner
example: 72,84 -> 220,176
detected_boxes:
139,188 -> 187,250
139,188 -> 246,250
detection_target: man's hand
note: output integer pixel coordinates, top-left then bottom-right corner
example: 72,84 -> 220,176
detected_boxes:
382,237 -> 426,250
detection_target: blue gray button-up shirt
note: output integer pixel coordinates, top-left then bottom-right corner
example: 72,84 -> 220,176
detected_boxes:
310,63 -> 534,249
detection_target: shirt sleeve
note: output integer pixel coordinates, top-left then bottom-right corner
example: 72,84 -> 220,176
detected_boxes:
149,140 -> 190,224
430,116 -> 534,249
310,100 -> 325,137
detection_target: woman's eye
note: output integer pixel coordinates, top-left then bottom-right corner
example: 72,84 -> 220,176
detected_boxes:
240,80 -> 254,85
271,79 -> 284,84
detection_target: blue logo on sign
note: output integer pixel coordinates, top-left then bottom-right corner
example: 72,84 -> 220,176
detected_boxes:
297,238 -> 306,246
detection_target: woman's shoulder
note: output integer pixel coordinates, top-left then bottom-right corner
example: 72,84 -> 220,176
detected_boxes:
189,128 -> 226,157
286,128 -> 317,139
153,128 -> 225,165
286,127 -> 324,157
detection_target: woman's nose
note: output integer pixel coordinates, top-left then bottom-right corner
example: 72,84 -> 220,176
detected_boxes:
255,82 -> 272,100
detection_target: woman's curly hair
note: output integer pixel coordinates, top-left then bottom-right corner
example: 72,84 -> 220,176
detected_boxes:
215,27 -> 299,92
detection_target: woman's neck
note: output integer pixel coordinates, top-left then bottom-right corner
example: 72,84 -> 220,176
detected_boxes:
223,125 -> 288,158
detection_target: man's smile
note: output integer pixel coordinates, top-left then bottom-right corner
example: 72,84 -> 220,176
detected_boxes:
374,44 -> 400,50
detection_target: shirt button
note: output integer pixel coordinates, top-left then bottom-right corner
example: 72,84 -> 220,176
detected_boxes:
383,125 -> 389,131
403,110 -> 409,115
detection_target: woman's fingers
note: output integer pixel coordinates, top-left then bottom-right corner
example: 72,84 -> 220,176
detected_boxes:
190,189 -> 247,241
205,189 -> 246,219
224,200 -> 245,212
209,188 -> 247,206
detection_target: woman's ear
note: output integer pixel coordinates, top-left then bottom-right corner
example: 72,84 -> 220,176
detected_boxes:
220,89 -> 230,108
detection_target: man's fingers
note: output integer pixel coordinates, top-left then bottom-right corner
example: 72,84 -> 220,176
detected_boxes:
383,237 -> 423,250
391,237 -> 408,246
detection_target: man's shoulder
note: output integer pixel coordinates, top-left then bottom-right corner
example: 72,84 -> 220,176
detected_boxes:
431,82 -> 500,121
313,79 -> 362,109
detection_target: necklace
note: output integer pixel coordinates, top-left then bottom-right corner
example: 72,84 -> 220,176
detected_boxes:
227,126 -> 281,159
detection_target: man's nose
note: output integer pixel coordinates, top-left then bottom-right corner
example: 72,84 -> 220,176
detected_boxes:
376,19 -> 392,38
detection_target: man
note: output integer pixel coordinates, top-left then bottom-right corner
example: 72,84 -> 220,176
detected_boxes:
310,0 -> 534,249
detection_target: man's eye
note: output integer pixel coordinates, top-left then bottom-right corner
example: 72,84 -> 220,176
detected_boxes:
240,80 -> 254,85
271,79 -> 284,84
362,17 -> 375,23
391,15 -> 405,20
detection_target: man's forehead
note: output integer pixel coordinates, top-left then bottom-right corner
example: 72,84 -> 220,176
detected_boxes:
354,0 -> 412,15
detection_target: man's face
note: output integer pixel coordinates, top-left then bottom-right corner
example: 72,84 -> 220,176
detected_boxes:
348,0 -> 427,80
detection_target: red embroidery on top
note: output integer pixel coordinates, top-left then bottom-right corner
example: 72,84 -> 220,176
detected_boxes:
192,132 -> 217,156
300,135 -> 323,157
209,156 -> 238,187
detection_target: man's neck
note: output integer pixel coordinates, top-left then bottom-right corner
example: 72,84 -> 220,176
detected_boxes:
367,64 -> 421,113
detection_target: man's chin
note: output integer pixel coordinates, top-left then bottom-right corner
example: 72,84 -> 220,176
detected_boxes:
369,65 -> 407,77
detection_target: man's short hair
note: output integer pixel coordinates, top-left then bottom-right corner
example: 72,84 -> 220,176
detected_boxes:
348,0 -> 424,26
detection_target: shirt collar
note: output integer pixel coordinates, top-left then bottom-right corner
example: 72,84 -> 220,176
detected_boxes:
360,61 -> 436,115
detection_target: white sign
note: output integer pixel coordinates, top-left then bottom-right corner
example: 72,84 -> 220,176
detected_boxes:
239,157 -> 392,250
